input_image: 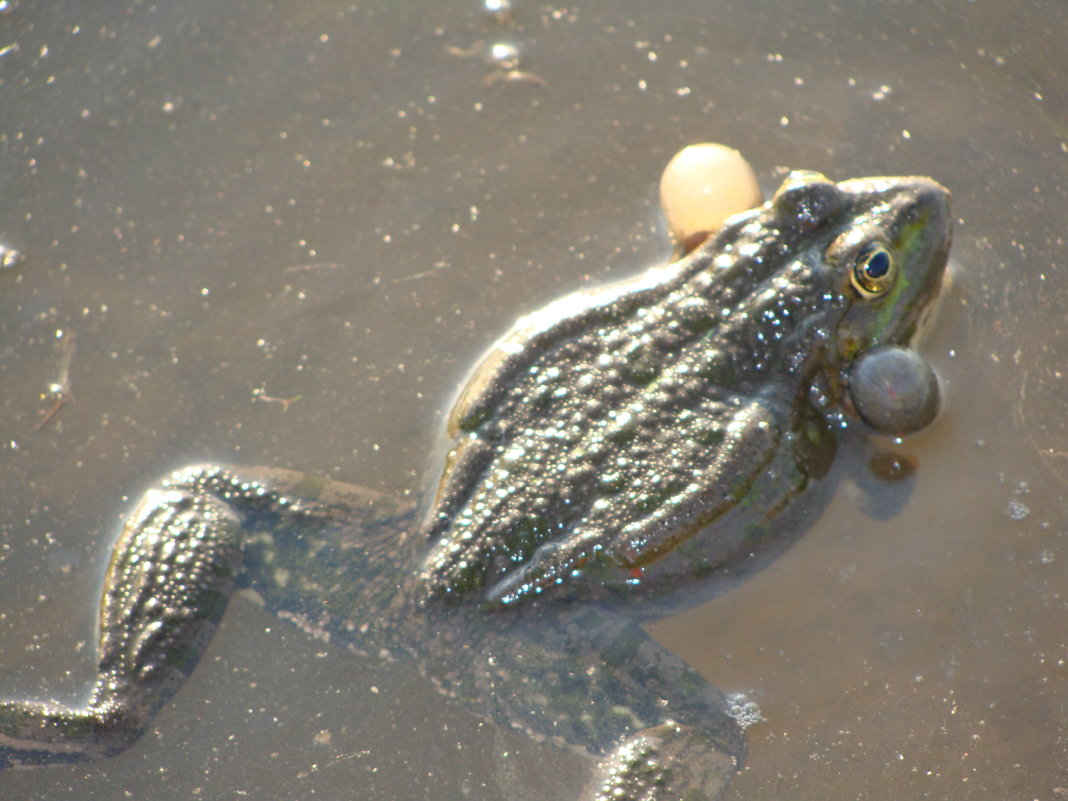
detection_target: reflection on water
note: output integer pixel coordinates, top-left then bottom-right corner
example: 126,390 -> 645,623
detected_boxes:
1,0 -> 1066,799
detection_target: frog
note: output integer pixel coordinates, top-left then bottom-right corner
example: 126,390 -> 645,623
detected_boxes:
0,163 -> 952,801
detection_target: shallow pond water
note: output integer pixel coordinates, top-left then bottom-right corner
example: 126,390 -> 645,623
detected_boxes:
1,1 -> 1066,799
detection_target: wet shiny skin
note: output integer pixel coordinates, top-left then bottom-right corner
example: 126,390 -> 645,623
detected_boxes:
0,171 -> 951,801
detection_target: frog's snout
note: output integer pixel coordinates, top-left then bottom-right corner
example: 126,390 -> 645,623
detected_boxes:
908,177 -> 952,242
887,176 -> 952,287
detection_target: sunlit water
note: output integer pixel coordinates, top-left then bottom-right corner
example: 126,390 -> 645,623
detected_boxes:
1,1 -> 1066,798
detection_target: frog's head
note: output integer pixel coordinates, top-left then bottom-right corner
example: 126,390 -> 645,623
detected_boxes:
770,171 -> 952,432
771,171 -> 951,355
824,174 -> 951,354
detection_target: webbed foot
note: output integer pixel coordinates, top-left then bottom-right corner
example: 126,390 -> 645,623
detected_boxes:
590,721 -> 738,801
426,603 -> 744,801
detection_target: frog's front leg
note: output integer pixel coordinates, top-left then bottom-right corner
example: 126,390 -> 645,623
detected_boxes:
0,465 -> 306,768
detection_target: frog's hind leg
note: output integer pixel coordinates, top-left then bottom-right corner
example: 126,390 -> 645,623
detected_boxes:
0,465 -> 291,768
440,603 -> 746,801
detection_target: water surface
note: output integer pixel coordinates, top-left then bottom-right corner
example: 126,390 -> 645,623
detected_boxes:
1,1 -> 1066,798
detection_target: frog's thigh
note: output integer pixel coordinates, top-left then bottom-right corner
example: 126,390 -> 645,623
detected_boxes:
459,605 -> 743,800
1,465 -> 267,767
94,468 -> 246,715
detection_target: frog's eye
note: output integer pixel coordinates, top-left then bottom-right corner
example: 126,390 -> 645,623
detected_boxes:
850,242 -> 896,299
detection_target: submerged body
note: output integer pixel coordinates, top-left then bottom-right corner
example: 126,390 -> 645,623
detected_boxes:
0,169 -> 952,800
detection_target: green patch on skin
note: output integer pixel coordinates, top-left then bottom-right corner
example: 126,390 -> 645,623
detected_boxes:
193,587 -> 232,624
697,360 -> 736,386
598,471 -> 625,495
867,211 -> 931,345
445,559 -> 490,596
292,472 -> 330,498
56,716 -> 94,740
456,405 -> 492,433
696,426 -> 726,448
502,515 -> 550,564
634,484 -> 685,516
606,412 -> 640,444
0,706 -> 33,736
621,343 -> 662,385
168,641 -> 210,675
599,623 -> 646,666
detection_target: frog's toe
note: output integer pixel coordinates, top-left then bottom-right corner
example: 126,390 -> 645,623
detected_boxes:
589,721 -> 739,801
0,699 -> 132,768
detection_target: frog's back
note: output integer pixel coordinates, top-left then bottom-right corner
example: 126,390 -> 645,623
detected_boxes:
419,173 -> 951,608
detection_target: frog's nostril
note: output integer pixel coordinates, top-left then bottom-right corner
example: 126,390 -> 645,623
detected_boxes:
913,180 -> 951,219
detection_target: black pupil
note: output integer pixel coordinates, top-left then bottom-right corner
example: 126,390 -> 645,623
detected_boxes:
865,249 -> 890,279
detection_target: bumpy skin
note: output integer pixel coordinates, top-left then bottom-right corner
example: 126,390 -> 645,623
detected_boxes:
421,171 -> 951,607
0,172 -> 951,800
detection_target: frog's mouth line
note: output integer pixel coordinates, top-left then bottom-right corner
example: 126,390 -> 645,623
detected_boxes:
908,264 -> 956,347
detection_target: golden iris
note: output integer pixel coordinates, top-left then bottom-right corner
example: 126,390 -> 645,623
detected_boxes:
851,242 -> 896,298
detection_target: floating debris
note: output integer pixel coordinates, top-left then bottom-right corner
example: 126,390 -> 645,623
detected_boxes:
483,67 -> 546,87
35,330 -> 76,430
482,0 -> 514,25
481,40 -> 545,86
448,3 -> 545,88
252,386 -> 302,412
0,243 -> 23,270
487,40 -> 520,71
446,40 -> 546,86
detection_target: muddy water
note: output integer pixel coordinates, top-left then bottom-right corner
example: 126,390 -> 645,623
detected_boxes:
1,1 -> 1065,799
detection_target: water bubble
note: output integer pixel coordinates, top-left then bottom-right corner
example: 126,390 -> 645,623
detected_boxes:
0,243 -> 23,270
1006,498 -> 1030,521
726,692 -> 765,729
0,0 -> 17,15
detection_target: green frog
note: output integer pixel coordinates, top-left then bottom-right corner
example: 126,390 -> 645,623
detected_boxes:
0,167 -> 951,800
